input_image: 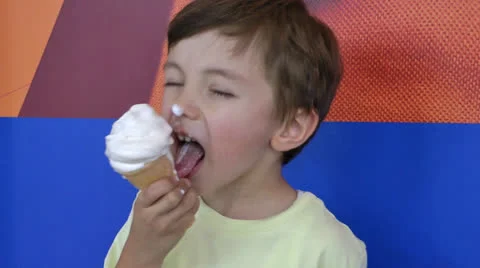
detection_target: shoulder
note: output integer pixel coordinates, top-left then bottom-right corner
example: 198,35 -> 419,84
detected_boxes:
297,192 -> 367,268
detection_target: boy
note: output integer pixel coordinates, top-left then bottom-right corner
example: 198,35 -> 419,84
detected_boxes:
105,0 -> 366,267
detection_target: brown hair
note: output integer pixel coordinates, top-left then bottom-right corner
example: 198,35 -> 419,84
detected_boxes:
168,0 -> 343,164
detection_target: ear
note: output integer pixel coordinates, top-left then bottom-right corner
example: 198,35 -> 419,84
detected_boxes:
271,109 -> 319,152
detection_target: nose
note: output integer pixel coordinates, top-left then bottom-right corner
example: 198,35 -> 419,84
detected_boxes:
170,103 -> 200,133
173,103 -> 200,120
166,83 -> 201,123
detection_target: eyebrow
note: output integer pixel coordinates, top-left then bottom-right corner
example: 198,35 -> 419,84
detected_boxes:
164,61 -> 247,82
204,67 -> 247,82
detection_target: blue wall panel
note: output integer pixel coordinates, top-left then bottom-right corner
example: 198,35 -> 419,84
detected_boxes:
1,118 -> 479,267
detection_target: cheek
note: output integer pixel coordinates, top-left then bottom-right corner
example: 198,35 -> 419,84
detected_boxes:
160,91 -> 176,117
160,105 -> 170,118
208,103 -> 275,162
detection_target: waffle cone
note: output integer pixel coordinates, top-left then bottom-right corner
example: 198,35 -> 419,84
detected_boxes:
122,154 -> 175,190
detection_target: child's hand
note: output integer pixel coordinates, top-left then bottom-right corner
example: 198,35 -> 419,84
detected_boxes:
117,177 -> 200,268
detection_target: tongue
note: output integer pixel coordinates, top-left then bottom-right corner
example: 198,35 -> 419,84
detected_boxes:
175,142 -> 204,178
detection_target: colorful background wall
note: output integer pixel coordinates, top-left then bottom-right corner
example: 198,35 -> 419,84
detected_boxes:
1,0 -> 479,267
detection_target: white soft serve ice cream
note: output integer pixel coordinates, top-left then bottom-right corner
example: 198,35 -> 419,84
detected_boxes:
105,104 -> 173,175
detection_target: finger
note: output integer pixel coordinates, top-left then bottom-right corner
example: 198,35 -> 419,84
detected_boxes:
136,177 -> 178,207
185,193 -> 200,216
163,187 -> 199,224
170,213 -> 196,233
169,199 -> 199,233
148,179 -> 191,216
191,194 -> 201,214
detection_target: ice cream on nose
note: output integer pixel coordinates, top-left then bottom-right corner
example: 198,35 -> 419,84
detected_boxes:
172,104 -> 184,117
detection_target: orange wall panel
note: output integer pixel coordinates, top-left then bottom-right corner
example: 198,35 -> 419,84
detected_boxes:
0,0 -> 63,116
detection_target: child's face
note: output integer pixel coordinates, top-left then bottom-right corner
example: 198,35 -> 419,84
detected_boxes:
161,30 -> 282,196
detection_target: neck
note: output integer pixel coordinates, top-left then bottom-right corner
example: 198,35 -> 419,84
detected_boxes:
202,160 -> 297,220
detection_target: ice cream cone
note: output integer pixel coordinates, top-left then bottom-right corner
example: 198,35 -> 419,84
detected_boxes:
122,153 -> 175,190
105,104 -> 176,190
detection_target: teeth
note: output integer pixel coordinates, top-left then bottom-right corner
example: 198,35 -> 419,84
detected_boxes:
176,134 -> 195,142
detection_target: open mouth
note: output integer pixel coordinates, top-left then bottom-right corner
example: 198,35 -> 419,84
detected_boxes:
173,133 -> 205,179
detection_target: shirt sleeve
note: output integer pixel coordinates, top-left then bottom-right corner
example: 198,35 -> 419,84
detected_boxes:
318,235 -> 367,268
359,251 -> 367,268
103,196 -> 136,268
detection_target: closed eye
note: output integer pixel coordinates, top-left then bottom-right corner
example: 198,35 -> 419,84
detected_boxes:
210,89 -> 235,98
165,82 -> 183,87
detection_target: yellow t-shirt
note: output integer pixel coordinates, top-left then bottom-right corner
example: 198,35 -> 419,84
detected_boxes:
104,191 -> 367,268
